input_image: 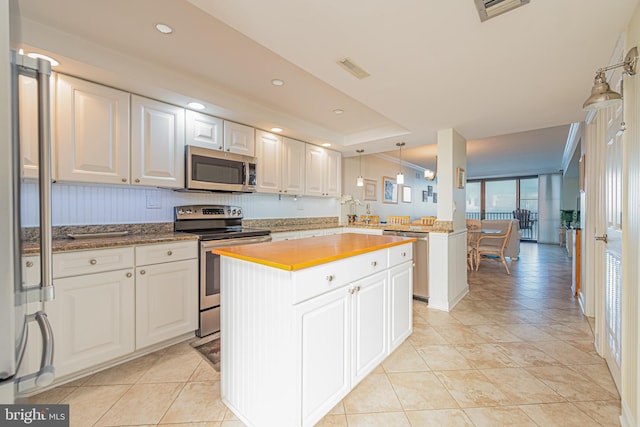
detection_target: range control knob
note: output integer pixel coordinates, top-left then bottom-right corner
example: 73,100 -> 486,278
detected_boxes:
186,209 -> 193,214
237,209 -> 242,216
177,209 -> 184,215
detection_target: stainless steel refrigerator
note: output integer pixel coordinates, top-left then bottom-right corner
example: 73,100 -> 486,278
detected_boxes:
0,2 -> 56,403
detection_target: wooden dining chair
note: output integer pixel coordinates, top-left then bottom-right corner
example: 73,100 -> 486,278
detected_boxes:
419,216 -> 437,226
475,220 -> 514,274
466,219 -> 482,270
387,216 -> 410,225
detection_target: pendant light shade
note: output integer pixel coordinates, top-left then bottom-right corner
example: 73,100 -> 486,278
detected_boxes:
356,149 -> 364,187
396,142 -> 405,185
424,156 -> 437,181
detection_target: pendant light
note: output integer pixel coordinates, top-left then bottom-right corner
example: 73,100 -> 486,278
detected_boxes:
356,149 -> 365,187
424,156 -> 437,181
396,142 -> 405,185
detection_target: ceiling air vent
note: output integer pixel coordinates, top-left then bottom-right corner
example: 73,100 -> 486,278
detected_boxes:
475,0 -> 530,22
337,57 -> 370,80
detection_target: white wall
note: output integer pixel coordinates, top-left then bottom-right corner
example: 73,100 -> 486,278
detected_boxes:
561,176 -> 580,211
20,180 -> 339,226
341,154 -> 437,223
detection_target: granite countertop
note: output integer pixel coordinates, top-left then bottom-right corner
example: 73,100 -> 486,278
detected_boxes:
213,233 -> 416,271
22,232 -> 199,255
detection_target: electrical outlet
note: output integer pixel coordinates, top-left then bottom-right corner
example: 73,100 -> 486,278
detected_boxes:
146,195 -> 161,209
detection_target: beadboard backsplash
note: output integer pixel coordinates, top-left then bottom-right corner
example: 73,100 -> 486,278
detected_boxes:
20,181 -> 340,227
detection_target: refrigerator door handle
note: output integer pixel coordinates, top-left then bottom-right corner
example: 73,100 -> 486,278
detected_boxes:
15,311 -> 55,392
36,57 -> 54,303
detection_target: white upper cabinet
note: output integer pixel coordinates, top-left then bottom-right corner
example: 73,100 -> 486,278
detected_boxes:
223,120 -> 255,157
185,110 -> 223,151
256,131 -> 305,195
131,95 -> 185,188
305,145 -> 341,197
56,75 -> 130,184
282,137 -> 306,195
255,130 -> 282,194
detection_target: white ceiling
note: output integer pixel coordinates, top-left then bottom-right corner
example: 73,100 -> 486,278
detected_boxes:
12,0 -> 639,178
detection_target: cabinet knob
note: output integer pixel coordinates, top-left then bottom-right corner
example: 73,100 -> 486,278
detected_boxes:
26,261 -> 33,268
371,261 -> 377,267
135,178 -> 140,183
121,178 -> 127,182
89,259 -> 97,265
355,285 -> 361,292
167,250 -> 173,256
140,270 -> 146,275
401,252 -> 406,257
349,287 -> 355,294
325,274 -> 335,282
226,148 -> 230,152
126,272 -> 132,278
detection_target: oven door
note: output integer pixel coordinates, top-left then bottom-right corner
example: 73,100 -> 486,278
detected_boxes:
199,235 -> 271,336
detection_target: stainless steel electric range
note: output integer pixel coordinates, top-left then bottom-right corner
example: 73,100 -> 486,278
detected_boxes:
174,205 -> 271,337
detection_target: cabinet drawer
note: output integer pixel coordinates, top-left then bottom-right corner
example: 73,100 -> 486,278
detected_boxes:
293,249 -> 388,304
135,241 -> 198,266
53,247 -> 134,278
389,243 -> 413,267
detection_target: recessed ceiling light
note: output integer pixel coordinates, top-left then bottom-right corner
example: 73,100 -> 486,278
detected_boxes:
155,23 -> 173,34
322,143 -> 331,147
271,127 -> 283,133
271,79 -> 285,87
333,109 -> 344,115
26,52 -> 59,67
187,102 -> 205,110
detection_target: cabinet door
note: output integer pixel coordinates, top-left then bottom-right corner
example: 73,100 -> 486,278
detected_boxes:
282,137 -> 306,195
255,129 -> 282,194
56,75 -> 130,184
305,145 -> 325,196
135,259 -> 198,349
185,110 -> 223,151
389,263 -> 413,352
299,287 -> 351,426
324,149 -> 342,197
223,121 -> 255,157
44,269 -> 135,378
131,95 -> 185,188
351,271 -> 388,386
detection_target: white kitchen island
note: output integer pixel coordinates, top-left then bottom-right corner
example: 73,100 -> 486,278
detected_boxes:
213,233 -> 415,427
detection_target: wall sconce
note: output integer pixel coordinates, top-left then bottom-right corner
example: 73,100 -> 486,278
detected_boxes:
583,47 -> 638,111
424,156 -> 437,181
396,142 -> 405,184
356,149 -> 364,187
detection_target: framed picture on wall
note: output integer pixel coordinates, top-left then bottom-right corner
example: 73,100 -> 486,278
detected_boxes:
456,167 -> 466,189
363,179 -> 377,201
402,186 -> 412,203
427,185 -> 433,197
422,190 -> 428,202
433,192 -> 438,203
382,176 -> 398,204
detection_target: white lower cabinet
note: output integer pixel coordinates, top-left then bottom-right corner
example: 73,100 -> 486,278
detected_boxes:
300,288 -> 351,426
135,258 -> 198,349
19,240 -> 198,389
45,269 -> 135,378
222,241 -> 413,427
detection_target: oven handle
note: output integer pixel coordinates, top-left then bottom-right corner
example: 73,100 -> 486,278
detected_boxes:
200,235 -> 272,249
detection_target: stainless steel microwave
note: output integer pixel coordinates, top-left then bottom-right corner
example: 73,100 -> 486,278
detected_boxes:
185,145 -> 257,192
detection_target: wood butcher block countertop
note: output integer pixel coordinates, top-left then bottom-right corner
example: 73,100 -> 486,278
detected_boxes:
212,233 -> 416,271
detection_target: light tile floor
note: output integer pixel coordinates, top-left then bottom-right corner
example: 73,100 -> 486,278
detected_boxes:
25,243 -> 621,426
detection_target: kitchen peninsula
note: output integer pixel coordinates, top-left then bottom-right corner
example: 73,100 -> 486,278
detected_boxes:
213,233 -> 415,427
